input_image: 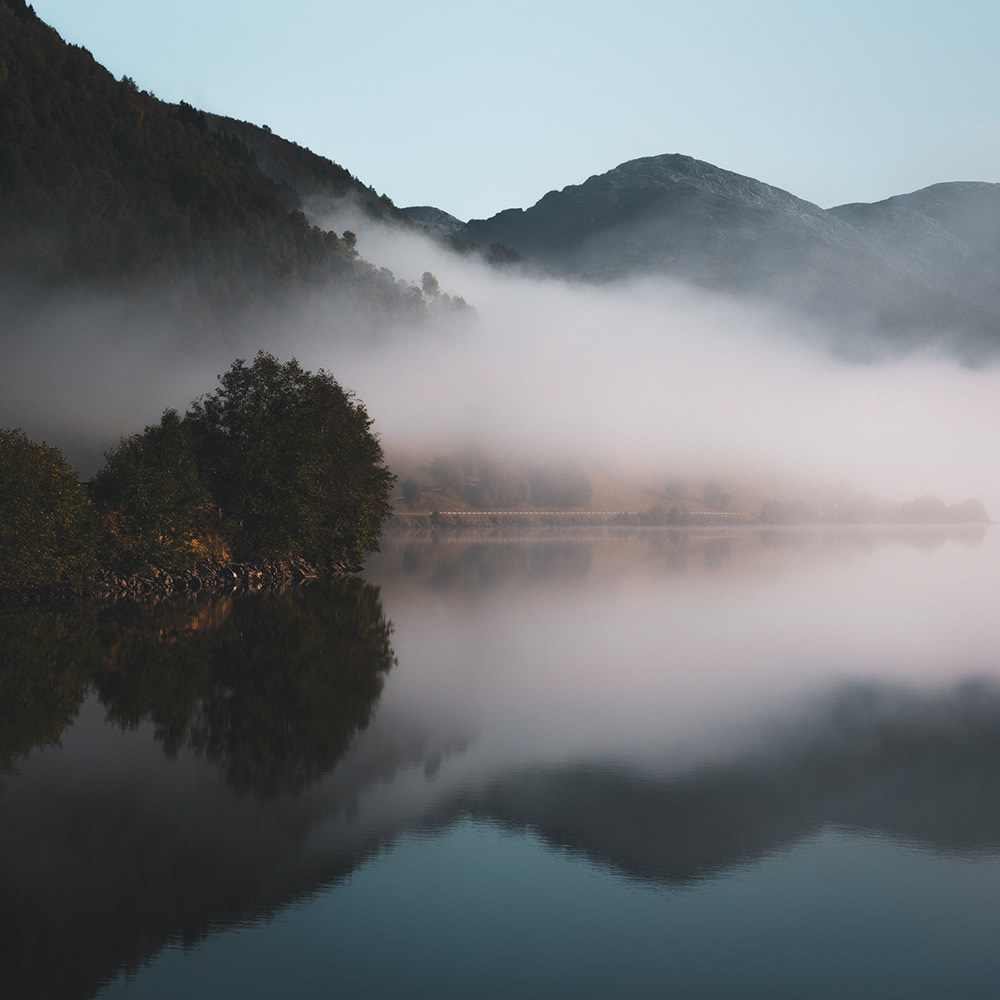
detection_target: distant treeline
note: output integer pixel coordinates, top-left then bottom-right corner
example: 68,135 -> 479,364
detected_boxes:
0,353 -> 395,595
760,495 -> 989,526
400,450 -> 594,511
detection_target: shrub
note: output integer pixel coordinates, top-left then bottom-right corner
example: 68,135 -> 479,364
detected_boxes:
186,352 -> 394,564
91,409 -> 212,572
0,428 -> 97,590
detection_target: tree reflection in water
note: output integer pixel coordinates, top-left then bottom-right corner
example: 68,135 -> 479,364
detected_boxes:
0,578 -> 396,797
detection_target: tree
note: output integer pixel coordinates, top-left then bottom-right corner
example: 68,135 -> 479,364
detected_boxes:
91,409 -> 214,572
527,463 -> 592,508
421,271 -> 439,297
430,454 -> 464,492
401,479 -> 420,504
186,352 -> 394,565
477,461 -> 530,508
703,478 -> 724,508
0,428 -> 97,590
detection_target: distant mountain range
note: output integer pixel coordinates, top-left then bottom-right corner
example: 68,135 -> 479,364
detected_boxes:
407,155 -> 999,361
2,0 -> 997,362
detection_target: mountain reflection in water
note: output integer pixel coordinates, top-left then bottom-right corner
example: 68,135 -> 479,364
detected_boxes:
1,527 -> 997,1000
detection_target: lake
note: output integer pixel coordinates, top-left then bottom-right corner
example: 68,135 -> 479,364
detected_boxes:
2,525 -> 999,999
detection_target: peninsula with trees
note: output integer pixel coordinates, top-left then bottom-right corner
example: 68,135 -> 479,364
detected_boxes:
0,353 -> 395,600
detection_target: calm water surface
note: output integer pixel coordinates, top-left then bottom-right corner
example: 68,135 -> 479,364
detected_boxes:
2,526 -> 999,999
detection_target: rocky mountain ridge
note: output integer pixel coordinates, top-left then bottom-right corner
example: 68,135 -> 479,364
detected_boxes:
408,155 -> 1000,361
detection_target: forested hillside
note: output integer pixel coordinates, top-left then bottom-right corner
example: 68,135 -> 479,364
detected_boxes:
0,0 -> 459,325
204,111 -> 523,269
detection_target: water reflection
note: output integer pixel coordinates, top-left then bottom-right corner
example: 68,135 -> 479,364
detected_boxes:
0,580 -> 397,1000
451,679 -> 1000,885
421,540 -> 594,594
1,527 -> 998,999
1,579 -> 396,796
0,604 -> 98,776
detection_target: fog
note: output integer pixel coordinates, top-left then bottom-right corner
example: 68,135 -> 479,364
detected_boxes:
3,209 -> 999,513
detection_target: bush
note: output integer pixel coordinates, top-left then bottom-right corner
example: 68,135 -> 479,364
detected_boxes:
91,409 -> 213,572
430,454 -> 464,492
186,352 -> 394,564
0,428 -> 97,590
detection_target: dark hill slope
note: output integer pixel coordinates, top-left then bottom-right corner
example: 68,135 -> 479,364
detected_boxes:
203,114 -> 522,269
463,155 -> 1000,360
203,111 -> 413,227
0,0 -> 430,326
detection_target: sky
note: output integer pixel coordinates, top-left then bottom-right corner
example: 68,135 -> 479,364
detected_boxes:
33,0 -> 1000,222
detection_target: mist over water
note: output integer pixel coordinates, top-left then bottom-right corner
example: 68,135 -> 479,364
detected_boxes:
3,212 -> 998,513
3,522 -> 1000,999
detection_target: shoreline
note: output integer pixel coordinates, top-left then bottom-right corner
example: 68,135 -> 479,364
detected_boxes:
0,557 -> 359,607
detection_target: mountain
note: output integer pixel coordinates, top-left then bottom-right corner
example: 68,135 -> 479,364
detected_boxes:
202,111 -> 417,228
402,205 -> 468,236
201,114 -> 522,268
460,154 -> 1000,360
0,0 -> 464,331
2,0 -> 995,361
830,182 -> 1000,322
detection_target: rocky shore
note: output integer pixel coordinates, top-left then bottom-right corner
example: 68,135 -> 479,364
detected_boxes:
1,557 -> 360,606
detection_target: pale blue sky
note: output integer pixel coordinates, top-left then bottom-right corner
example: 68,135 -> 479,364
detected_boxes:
34,0 -> 1000,221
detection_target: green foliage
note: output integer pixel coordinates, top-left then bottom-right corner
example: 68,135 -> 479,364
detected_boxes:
91,409 -> 212,572
3,353 -> 394,585
0,5 -> 451,326
187,352 -> 394,564
0,428 -> 97,590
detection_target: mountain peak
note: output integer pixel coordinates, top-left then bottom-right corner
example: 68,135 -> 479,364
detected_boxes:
461,154 -> 1000,360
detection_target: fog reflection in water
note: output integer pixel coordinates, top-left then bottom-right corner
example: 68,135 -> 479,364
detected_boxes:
366,526 -> 999,778
1,526 -> 998,999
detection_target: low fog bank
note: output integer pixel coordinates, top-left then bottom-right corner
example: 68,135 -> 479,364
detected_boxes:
309,206 -> 1000,515
3,210 -> 999,515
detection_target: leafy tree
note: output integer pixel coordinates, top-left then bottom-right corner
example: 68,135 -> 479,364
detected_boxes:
91,409 -> 214,571
703,478 -> 724,508
476,461 -> 530,508
187,352 -> 394,564
666,504 -> 690,525
401,478 -> 420,504
430,454 -> 464,492
421,271 -> 440,297
949,498 -> 988,523
527,463 -> 592,508
0,428 -> 97,590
